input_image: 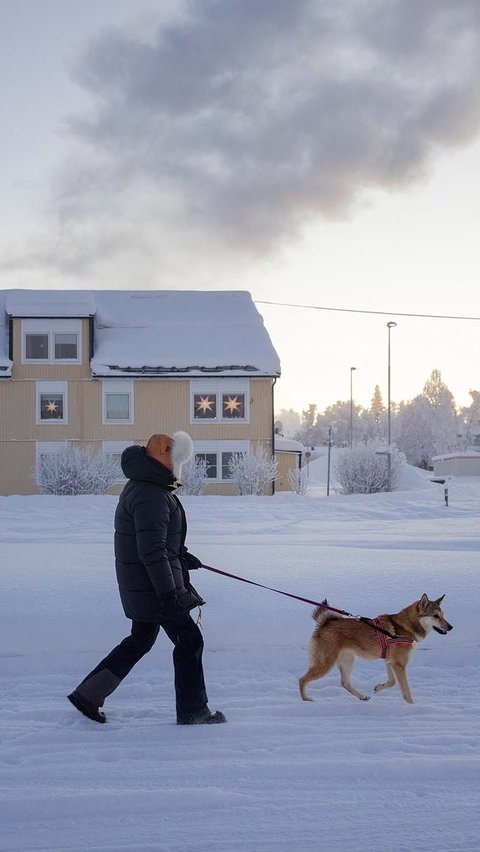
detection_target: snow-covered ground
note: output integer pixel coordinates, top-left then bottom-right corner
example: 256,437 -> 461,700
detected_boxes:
1,467 -> 479,851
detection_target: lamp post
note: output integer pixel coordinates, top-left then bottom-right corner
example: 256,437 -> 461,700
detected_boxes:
386,321 -> 397,491
387,322 -> 397,446
326,424 -> 333,496
349,366 -> 357,448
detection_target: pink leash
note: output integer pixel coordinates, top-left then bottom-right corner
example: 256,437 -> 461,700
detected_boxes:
201,563 -> 409,640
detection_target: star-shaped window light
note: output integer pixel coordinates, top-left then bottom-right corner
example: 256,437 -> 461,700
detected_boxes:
195,395 -> 216,416
223,395 -> 244,416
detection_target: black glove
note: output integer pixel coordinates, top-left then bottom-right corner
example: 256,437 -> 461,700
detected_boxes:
182,552 -> 203,570
159,590 -> 183,621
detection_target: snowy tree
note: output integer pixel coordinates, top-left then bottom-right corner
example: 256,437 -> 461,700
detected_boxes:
421,370 -> 457,454
395,397 -> 434,468
335,444 -> 405,494
177,456 -> 209,496
318,400 -> 365,447
371,385 -> 386,424
361,385 -> 387,442
293,403 -> 321,447
35,446 -> 118,495
394,370 -> 458,468
228,446 -> 278,495
458,390 -> 480,449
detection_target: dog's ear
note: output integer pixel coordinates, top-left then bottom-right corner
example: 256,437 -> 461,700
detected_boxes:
419,594 -> 430,612
435,594 -> 445,605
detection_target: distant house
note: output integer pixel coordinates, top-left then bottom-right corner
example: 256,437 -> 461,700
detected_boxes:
0,289 -> 298,495
432,452 -> 480,478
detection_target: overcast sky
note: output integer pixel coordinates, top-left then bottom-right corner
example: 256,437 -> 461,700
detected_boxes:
1,0 -> 480,413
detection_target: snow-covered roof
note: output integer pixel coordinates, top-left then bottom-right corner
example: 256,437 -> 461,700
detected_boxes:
5,290 -> 96,318
432,452 -> 480,461
0,289 -> 281,378
274,435 -> 303,452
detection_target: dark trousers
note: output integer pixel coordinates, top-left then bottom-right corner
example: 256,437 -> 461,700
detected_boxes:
76,614 -> 208,718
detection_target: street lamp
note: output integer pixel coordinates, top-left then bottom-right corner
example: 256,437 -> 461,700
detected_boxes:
386,321 -> 397,491
387,322 -> 397,446
349,366 -> 357,448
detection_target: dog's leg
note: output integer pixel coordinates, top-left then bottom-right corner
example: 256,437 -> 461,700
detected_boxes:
389,661 -> 414,704
337,651 -> 370,701
299,655 -> 337,701
374,662 -> 396,694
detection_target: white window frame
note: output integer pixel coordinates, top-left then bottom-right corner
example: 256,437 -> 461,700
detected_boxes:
36,381 -> 68,425
102,380 -> 134,425
102,440 -> 134,483
190,379 -> 250,424
22,319 -> 82,365
193,440 -> 249,482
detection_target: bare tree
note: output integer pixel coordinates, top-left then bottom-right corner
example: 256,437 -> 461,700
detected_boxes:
287,467 -> 309,495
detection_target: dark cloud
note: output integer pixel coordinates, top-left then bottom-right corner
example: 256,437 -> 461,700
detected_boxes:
8,0 -> 480,279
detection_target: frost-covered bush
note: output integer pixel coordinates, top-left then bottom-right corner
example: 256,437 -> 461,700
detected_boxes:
228,446 -> 278,496
335,444 -> 405,494
287,467 -> 309,495
35,446 -> 118,495
177,456 -> 209,496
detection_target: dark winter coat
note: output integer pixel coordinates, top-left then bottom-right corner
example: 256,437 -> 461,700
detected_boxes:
114,445 -> 205,622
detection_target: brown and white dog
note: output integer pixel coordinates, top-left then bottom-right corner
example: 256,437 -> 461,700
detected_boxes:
299,594 -> 452,704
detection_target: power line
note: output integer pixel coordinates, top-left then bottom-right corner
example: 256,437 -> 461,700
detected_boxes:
255,300 -> 480,321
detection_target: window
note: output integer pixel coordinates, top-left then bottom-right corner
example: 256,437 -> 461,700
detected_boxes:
36,381 -> 68,425
54,333 -> 78,360
26,334 -> 49,360
36,441 -> 68,464
22,319 -> 81,364
195,452 -> 218,478
102,380 -> 134,424
103,441 -> 134,483
190,379 -> 249,423
193,441 -> 249,482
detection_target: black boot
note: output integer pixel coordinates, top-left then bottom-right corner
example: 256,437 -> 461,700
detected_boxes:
177,706 -> 226,725
67,690 -> 106,723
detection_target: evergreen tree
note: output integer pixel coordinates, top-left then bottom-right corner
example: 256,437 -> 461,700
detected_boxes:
371,385 -> 385,426
361,385 -> 387,442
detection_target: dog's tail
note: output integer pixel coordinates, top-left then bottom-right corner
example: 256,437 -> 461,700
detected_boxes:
312,599 -> 342,626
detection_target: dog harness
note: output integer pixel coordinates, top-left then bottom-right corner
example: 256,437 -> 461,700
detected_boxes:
372,618 -> 415,658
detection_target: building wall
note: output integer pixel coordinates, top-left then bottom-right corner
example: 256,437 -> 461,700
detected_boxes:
433,455 -> 480,477
0,366 -> 275,494
10,318 -> 92,381
275,451 -> 301,491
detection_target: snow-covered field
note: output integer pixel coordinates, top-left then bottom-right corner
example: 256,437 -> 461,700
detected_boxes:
1,465 -> 479,851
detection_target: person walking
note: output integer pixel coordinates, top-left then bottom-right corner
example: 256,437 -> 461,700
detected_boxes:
68,431 -> 225,726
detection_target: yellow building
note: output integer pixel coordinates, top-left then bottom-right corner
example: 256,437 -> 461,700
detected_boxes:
0,289 -> 298,495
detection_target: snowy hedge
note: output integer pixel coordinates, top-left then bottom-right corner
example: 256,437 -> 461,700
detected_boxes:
335,444 -> 405,494
177,456 -> 209,496
228,446 -> 278,496
35,446 -> 118,495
